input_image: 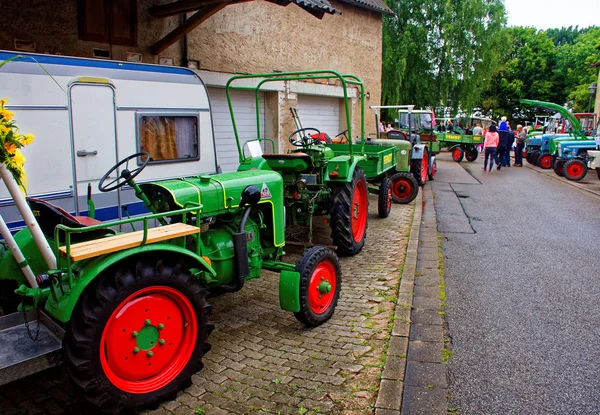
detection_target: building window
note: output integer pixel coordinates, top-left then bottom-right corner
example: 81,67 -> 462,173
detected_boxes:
138,115 -> 199,164
78,0 -> 137,46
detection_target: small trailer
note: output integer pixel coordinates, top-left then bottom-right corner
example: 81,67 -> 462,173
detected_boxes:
0,51 -> 220,233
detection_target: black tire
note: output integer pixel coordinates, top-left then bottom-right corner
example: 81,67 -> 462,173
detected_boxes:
377,178 -> 393,218
452,147 -> 464,162
528,151 -> 539,165
390,172 -> 418,204
294,246 -> 341,327
465,149 -> 478,162
329,167 -> 368,256
553,159 -> 565,177
534,152 -> 544,167
411,148 -> 429,187
428,159 -> 437,181
596,168 -> 600,180
65,257 -> 213,414
563,159 -> 588,181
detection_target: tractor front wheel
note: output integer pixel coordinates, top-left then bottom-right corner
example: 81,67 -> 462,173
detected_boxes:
390,172 -> 418,204
538,154 -> 553,169
294,246 -> 341,327
329,167 -> 368,256
428,159 -> 437,181
563,159 -> 588,181
378,177 -> 392,219
411,149 -> 429,186
452,147 -> 464,162
553,159 -> 565,177
465,149 -> 478,162
65,258 -> 213,413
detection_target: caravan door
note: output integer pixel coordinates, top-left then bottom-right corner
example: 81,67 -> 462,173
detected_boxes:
69,80 -> 119,217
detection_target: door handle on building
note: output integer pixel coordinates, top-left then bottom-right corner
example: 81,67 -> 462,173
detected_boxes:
76,150 -> 98,157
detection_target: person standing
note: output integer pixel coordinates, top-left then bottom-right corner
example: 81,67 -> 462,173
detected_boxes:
495,127 -> 509,170
498,116 -> 509,132
514,124 -> 526,166
473,123 -> 483,136
504,126 -> 515,167
482,125 -> 499,172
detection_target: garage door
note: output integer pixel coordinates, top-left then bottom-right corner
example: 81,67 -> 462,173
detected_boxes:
297,95 -> 341,138
208,88 -> 265,172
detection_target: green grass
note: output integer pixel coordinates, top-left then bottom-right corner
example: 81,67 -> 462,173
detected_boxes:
194,409 -> 205,415
442,348 -> 454,364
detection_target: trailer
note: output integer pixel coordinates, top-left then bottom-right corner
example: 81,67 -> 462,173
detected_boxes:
0,51 -> 221,233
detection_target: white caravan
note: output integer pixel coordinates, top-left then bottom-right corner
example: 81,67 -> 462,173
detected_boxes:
0,51 -> 220,232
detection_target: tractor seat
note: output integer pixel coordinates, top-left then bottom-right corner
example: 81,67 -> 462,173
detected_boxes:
27,198 -> 115,243
386,130 -> 409,140
262,152 -> 314,173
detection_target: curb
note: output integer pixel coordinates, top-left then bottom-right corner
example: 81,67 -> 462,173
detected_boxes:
523,162 -> 600,199
374,189 -> 423,413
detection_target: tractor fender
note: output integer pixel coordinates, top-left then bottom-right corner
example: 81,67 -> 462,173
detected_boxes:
325,155 -> 366,183
448,144 -> 462,152
45,244 -> 216,323
411,144 -> 427,160
237,156 -> 272,171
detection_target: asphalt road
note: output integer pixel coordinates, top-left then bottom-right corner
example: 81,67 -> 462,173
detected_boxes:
432,152 -> 600,414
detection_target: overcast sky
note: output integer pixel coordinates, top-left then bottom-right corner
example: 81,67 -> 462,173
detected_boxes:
504,0 -> 599,30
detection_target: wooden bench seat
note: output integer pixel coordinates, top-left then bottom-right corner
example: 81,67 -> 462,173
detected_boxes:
59,223 -> 200,262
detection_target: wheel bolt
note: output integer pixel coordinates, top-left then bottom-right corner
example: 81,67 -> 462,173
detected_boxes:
145,319 -> 151,326
158,323 -> 164,330
159,339 -> 165,346
147,351 -> 153,357
132,331 -> 138,338
133,347 -> 140,354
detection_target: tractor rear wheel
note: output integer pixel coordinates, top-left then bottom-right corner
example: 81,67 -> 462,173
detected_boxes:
329,167 -> 368,256
390,172 -> 418,204
428,159 -> 437,181
378,177 -> 392,218
452,147 -> 464,162
538,154 -> 553,169
65,258 -> 213,414
527,151 -> 539,165
465,149 -> 478,162
294,246 -> 341,327
411,149 -> 429,186
563,159 -> 588,181
553,159 -> 565,177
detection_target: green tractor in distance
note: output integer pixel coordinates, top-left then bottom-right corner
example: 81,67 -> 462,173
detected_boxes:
0,148 -> 341,412
226,71 -> 414,256
435,115 -> 491,162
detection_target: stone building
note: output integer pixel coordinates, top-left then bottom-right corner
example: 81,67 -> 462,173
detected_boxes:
0,0 -> 392,171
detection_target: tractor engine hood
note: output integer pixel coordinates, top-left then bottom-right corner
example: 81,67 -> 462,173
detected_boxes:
140,170 -> 284,217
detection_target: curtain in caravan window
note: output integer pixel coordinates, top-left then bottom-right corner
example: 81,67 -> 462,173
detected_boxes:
140,116 -> 198,162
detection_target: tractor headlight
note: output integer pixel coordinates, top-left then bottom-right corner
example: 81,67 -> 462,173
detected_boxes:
296,179 -> 307,189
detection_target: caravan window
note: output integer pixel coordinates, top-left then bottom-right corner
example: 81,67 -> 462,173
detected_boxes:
138,115 -> 199,163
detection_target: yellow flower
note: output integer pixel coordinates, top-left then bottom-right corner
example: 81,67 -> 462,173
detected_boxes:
0,97 -> 7,106
1,109 -> 14,121
12,149 -> 25,165
21,134 -> 34,146
4,142 -> 17,153
0,125 -> 8,135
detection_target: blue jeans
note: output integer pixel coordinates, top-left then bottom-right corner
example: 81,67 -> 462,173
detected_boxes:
484,147 -> 497,170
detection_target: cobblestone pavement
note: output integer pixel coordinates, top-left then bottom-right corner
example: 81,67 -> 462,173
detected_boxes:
0,194 -> 414,415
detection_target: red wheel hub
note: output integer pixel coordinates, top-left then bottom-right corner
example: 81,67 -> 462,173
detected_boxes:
540,155 -> 552,168
307,260 -> 337,314
392,178 -> 413,200
351,179 -> 367,242
100,286 -> 197,394
453,148 -> 461,161
567,163 -> 583,177
421,153 -> 428,183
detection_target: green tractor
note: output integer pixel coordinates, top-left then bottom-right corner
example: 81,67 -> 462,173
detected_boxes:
0,151 -> 341,411
226,71 -> 415,256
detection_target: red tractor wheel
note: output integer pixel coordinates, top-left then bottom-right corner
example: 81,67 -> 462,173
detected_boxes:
411,149 -> 429,186
563,159 -> 588,181
390,172 -> 419,204
538,154 -> 553,169
428,159 -> 437,181
330,167 -> 368,256
294,246 -> 341,327
377,177 -> 393,218
65,258 -> 213,413
452,147 -> 464,162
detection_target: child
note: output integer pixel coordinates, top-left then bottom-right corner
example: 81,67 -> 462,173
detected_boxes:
482,125 -> 499,172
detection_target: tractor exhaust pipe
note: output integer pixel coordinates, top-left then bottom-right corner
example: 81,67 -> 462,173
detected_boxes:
232,207 -> 252,288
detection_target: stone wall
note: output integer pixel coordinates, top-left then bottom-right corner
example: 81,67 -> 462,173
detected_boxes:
0,0 -> 383,138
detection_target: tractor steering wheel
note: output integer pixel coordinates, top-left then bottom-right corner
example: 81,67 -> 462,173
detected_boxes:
288,128 -> 322,147
335,130 -> 349,144
99,152 -> 150,192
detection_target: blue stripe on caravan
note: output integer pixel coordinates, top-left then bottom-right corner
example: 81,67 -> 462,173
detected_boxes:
0,51 -> 196,77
